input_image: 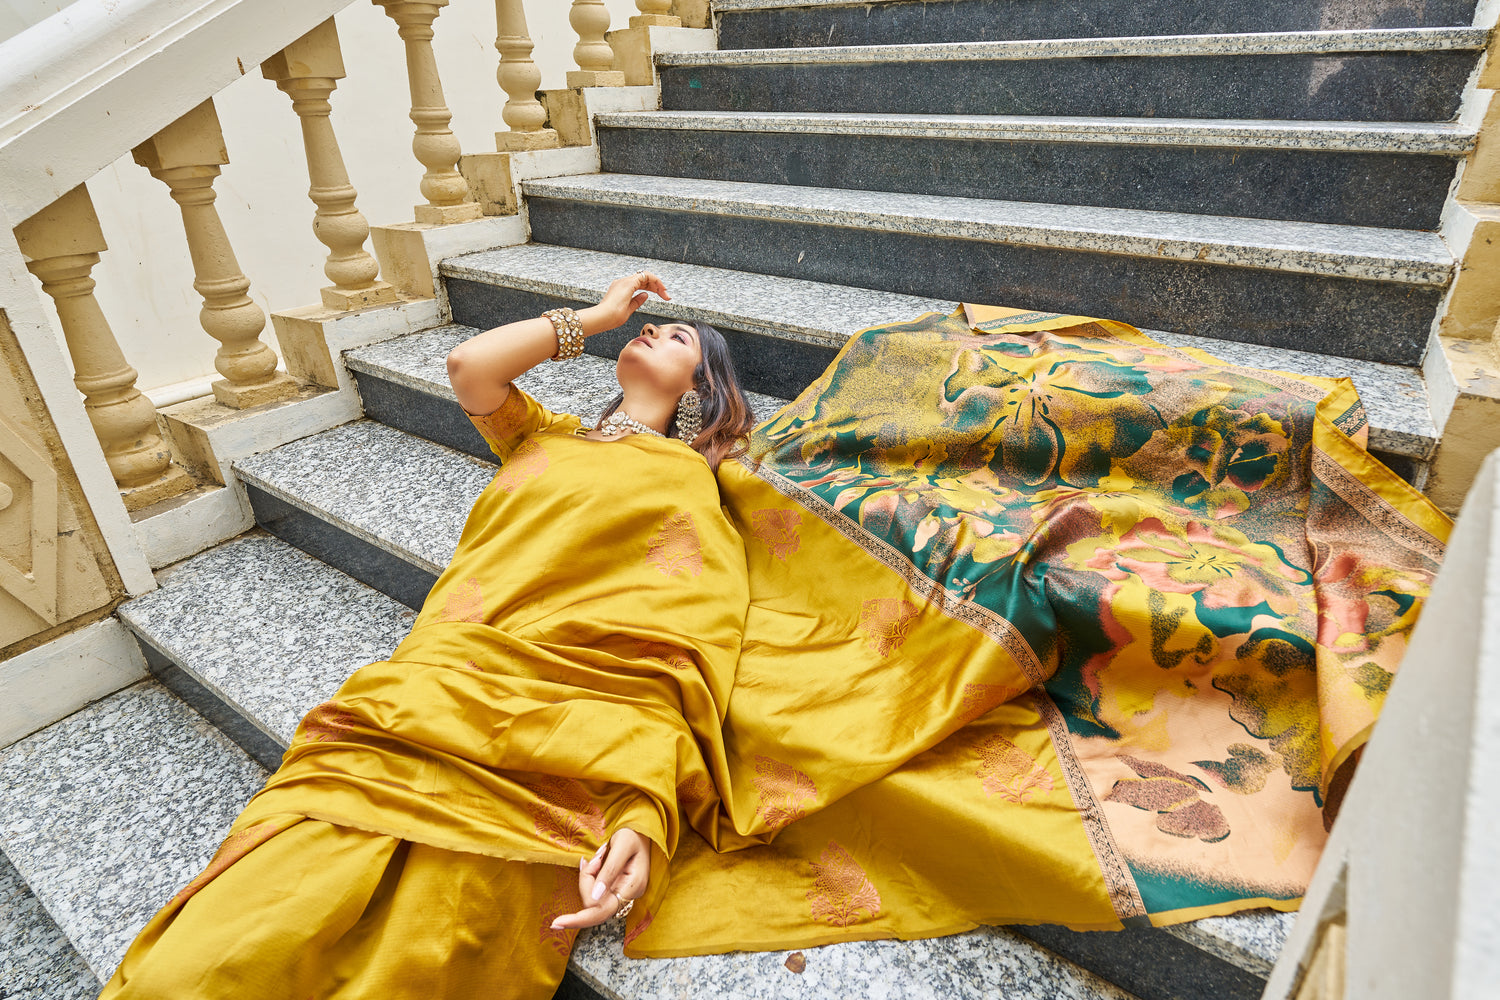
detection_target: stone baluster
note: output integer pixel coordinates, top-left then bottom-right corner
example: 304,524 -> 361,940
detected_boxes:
375,0 -> 483,224
632,0 -> 681,27
568,0 -> 626,87
133,99 -> 299,410
494,0 -> 558,150
263,19 -> 400,310
13,186 -> 195,510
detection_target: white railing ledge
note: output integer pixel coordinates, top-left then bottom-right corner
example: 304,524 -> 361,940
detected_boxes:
0,0 -> 354,223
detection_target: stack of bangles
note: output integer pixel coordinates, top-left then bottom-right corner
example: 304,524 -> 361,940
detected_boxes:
544,307 -> 584,360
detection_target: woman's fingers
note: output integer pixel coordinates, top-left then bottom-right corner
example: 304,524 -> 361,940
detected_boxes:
550,856 -> 617,930
590,840 -> 634,903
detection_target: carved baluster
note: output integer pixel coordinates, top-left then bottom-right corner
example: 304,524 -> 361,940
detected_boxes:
632,0 -> 680,27
133,99 -> 299,410
568,0 -> 625,87
13,186 -> 195,509
375,0 -> 483,224
263,20 -> 400,310
495,0 -> 558,150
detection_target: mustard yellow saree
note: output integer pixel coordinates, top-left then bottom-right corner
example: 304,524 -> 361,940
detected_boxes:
102,304 -> 1448,995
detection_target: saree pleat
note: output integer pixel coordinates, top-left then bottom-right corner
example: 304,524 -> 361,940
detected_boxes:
103,304 -> 1448,989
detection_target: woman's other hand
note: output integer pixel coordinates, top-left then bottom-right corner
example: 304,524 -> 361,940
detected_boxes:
550,827 -> 652,930
594,272 -> 671,332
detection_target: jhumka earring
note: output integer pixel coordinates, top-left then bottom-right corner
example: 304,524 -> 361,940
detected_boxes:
675,389 -> 703,446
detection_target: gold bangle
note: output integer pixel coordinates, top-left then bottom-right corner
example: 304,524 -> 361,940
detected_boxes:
543,308 -> 584,361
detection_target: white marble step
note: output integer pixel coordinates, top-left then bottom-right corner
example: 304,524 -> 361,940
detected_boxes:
0,682 -> 268,982
655,26 -> 1491,66
438,244 -> 1437,459
0,850 -> 98,1000
521,173 -> 1453,286
107,534 -> 1142,999
595,110 -> 1478,154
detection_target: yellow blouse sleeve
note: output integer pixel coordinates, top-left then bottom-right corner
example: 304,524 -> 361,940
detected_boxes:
464,386 -> 582,463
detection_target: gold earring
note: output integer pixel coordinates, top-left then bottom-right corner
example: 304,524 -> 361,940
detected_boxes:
676,389 -> 702,446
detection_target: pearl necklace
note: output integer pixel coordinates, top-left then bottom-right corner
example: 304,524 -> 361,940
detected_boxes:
597,411 -> 664,438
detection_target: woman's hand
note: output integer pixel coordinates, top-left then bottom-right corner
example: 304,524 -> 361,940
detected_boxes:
591,272 -> 671,333
550,827 -> 653,930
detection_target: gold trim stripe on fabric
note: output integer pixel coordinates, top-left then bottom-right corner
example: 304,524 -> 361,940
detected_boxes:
743,459 -> 1048,686
1311,448 -> 1445,564
1033,690 -> 1149,922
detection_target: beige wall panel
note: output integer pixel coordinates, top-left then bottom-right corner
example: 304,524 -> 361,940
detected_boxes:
0,310 -> 122,658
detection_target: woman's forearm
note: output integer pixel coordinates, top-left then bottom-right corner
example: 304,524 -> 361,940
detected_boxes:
446,304 -> 616,417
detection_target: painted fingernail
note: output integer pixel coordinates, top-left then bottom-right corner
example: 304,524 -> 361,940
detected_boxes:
591,882 -> 605,901
550,921 -> 563,930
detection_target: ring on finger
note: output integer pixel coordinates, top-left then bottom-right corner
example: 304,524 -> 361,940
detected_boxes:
610,889 -> 634,920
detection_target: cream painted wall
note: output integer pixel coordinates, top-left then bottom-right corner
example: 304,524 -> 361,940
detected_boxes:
38,0 -> 640,398
0,0 -> 68,41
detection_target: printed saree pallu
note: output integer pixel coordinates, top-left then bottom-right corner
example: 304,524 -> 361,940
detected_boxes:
103,304 -> 1449,994
630,305 -> 1448,953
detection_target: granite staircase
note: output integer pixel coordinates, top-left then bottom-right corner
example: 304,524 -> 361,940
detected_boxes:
2,0 -> 1490,997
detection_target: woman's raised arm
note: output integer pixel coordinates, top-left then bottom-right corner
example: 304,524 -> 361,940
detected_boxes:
446,272 -> 670,416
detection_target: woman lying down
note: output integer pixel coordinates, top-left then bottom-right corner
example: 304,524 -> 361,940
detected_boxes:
101,273 -> 1449,998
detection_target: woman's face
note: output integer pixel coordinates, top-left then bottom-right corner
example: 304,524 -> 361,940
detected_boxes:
617,322 -> 702,397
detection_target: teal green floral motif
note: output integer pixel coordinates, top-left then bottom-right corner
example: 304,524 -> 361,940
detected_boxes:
745,305 -> 1447,917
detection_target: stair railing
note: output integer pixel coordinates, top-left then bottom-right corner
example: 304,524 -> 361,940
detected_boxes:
0,0 -> 697,536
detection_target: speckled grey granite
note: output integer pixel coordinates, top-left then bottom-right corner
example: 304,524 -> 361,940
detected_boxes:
440,245 -> 1434,458
349,320 -> 788,423
715,0 -> 890,8
573,919 -> 1141,1000
442,244 -> 955,349
598,118 -> 1461,230
715,0 -> 1483,49
1162,909 -> 1295,977
120,533 -> 417,748
521,174 -> 1453,284
234,420 -> 496,576
0,850 -> 99,1000
595,110 -> 1477,153
657,27 -> 1490,65
0,682 -> 268,980
1144,328 -> 1436,458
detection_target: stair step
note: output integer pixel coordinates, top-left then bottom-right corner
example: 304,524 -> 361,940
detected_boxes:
119,532 -> 418,763
712,0 -> 1483,49
657,28 -> 1488,121
523,174 -> 1451,283
598,110 -> 1478,154
0,850 -> 99,1000
597,111 -> 1471,229
438,244 -> 1437,460
0,682 -> 268,981
232,419 -> 491,607
114,536 -> 1147,999
521,173 -> 1449,367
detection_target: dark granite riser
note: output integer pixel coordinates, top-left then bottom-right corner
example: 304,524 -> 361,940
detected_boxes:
245,483 -> 439,613
659,51 -> 1476,122
598,126 -> 1461,230
523,198 -> 1440,366
718,0 -> 1481,50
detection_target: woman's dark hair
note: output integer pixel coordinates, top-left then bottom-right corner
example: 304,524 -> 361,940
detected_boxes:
601,321 -> 754,470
